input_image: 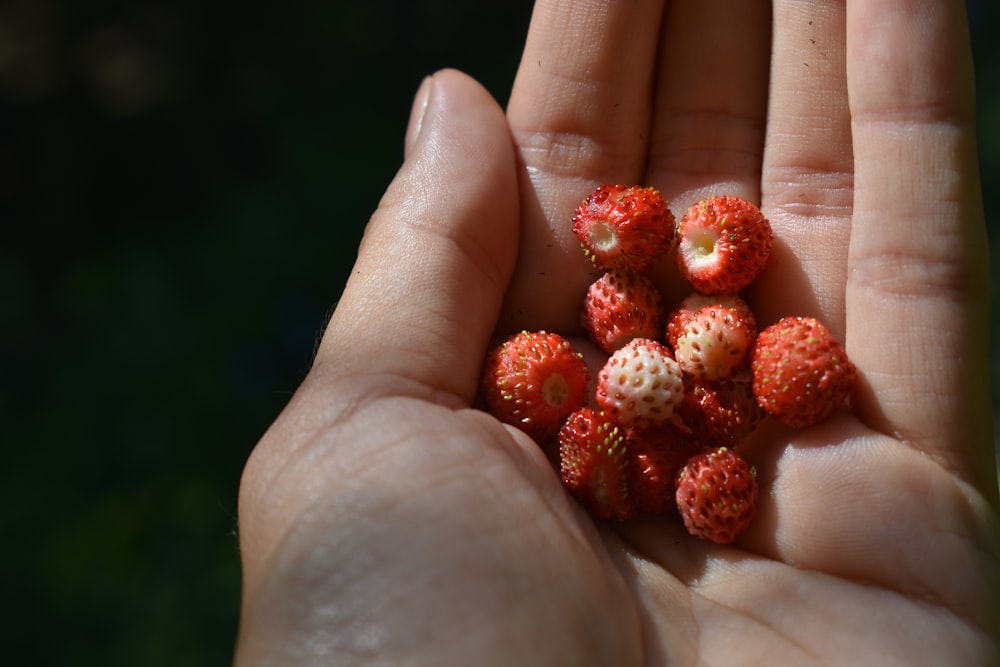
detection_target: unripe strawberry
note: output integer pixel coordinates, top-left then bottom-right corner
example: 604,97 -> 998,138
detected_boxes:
671,302 -> 757,380
596,338 -> 685,429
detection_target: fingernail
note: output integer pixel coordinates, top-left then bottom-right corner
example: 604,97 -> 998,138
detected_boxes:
404,75 -> 433,159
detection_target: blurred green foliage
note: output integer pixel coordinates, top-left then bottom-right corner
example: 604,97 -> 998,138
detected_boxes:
1,1 -> 997,665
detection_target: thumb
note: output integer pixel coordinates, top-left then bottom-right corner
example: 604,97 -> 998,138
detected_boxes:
315,69 -> 520,403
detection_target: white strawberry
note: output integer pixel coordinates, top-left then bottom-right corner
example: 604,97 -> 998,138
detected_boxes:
596,338 -> 685,428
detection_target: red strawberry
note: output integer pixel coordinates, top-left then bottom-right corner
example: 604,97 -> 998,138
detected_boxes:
480,331 -> 589,444
581,269 -> 665,354
572,184 -> 675,273
596,338 -> 685,429
677,374 -> 762,449
675,446 -> 758,544
675,196 -> 773,294
671,301 -> 757,380
625,425 -> 702,514
750,316 -> 857,428
559,408 -> 634,520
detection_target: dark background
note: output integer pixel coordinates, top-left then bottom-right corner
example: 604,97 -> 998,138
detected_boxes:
1,1 -> 996,664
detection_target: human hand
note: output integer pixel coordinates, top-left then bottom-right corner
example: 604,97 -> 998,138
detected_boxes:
233,1 -> 1000,665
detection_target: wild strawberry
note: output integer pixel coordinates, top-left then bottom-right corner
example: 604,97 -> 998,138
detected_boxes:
572,184 -> 675,273
625,425 -> 702,514
675,446 -> 758,544
665,293 -> 756,349
677,374 -> 762,449
559,408 -> 634,520
671,301 -> 757,380
750,316 -> 857,428
581,269 -> 665,354
596,338 -> 685,428
480,331 -> 589,444
675,195 -> 773,294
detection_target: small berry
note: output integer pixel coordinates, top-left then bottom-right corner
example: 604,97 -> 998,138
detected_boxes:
666,293 -> 756,349
596,338 -> 685,428
677,374 -> 762,449
480,331 -> 589,444
581,269 -> 665,353
671,302 -> 757,380
750,316 -> 857,428
675,446 -> 758,544
675,196 -> 773,294
624,425 -> 702,514
559,408 -> 634,520
572,184 -> 675,273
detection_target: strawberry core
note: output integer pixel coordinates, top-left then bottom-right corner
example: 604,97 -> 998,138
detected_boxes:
590,222 -> 618,252
688,230 -> 718,260
542,373 -> 570,407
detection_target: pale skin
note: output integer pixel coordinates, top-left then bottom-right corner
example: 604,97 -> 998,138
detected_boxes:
233,0 -> 1000,665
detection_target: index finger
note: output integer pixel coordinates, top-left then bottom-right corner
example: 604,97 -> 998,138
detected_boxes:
501,0 -> 667,333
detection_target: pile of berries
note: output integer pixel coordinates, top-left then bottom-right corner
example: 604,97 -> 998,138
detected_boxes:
479,184 -> 856,544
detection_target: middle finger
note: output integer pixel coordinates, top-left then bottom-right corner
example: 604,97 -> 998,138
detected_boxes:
645,0 -> 772,212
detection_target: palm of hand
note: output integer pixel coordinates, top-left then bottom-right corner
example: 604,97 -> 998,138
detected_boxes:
235,2 -> 999,665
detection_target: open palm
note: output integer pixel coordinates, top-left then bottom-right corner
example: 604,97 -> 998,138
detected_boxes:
234,1 -> 1000,664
